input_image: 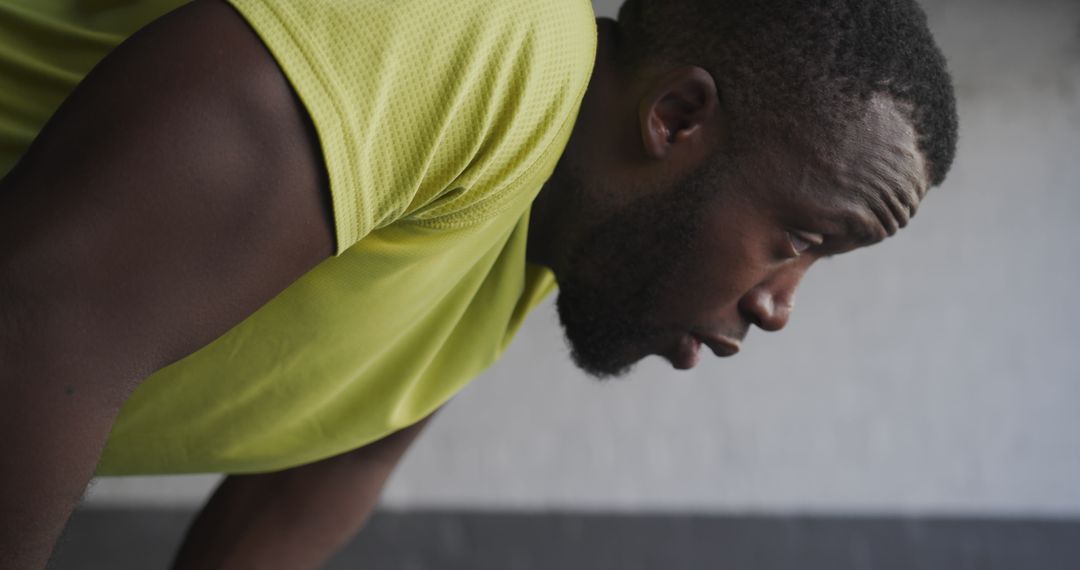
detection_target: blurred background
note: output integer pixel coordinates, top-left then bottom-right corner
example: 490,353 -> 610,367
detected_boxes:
63,0 -> 1080,567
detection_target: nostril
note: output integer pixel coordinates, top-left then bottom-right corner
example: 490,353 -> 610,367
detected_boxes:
749,294 -> 792,332
739,288 -> 776,330
741,270 -> 804,332
766,301 -> 793,332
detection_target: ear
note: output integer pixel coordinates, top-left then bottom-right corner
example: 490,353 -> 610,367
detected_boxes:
638,66 -> 719,160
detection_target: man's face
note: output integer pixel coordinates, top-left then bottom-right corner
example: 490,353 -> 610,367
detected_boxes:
552,96 -> 928,378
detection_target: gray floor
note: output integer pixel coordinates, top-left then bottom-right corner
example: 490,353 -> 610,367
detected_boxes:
50,508 -> 1080,570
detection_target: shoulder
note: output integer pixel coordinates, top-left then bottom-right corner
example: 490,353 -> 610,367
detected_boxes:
224,0 -> 595,88
403,0 -> 599,225
222,0 -> 597,242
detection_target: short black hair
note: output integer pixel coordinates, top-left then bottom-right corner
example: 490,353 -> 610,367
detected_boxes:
617,0 -> 958,186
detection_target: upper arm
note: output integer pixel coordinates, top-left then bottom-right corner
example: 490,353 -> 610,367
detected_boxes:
0,2 -> 335,562
1,0 -> 334,395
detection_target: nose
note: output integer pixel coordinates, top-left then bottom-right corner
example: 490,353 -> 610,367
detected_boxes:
738,268 -> 804,332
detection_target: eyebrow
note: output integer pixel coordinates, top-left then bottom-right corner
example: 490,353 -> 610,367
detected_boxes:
832,205 -> 889,248
861,153 -> 926,233
826,170 -> 921,247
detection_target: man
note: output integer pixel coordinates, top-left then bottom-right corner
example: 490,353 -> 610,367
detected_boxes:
0,0 -> 956,567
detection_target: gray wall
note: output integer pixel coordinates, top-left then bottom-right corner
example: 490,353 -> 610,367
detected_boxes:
87,0 -> 1080,516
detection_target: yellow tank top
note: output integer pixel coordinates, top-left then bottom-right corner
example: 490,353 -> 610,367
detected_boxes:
0,0 -> 596,474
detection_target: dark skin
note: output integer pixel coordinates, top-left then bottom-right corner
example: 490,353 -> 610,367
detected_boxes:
171,415 -> 434,569
0,5 -> 928,569
1,1 -> 335,567
531,18 -> 929,376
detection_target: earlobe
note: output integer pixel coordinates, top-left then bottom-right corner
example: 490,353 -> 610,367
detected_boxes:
638,66 -> 719,160
649,116 -> 671,145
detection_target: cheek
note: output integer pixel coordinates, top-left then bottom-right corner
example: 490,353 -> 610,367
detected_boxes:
650,221 -> 773,324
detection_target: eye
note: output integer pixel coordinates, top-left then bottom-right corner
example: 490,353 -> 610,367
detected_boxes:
786,230 -> 822,257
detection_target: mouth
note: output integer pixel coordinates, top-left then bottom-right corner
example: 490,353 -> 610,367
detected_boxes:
694,333 -> 742,358
665,333 -> 742,370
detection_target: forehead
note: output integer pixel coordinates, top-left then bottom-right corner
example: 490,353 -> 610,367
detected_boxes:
760,95 -> 930,241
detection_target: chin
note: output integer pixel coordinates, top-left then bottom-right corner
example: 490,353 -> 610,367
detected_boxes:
569,349 -> 641,380
561,321 -> 659,380
553,269 -> 668,380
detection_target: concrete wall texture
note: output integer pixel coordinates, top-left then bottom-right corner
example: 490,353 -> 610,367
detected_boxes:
86,0 -> 1080,516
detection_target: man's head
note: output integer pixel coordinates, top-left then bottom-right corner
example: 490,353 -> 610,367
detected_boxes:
531,0 -> 958,378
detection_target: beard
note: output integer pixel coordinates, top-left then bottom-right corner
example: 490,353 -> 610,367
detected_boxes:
554,163 -> 718,379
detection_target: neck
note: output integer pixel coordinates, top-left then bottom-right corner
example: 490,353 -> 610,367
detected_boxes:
527,17 -> 622,271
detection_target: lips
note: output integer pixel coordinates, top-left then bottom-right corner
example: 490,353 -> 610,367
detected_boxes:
670,335 -> 702,370
663,331 -> 743,370
695,334 -> 741,358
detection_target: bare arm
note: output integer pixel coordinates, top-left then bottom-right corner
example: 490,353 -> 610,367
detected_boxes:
172,415 -> 436,570
0,1 -> 334,566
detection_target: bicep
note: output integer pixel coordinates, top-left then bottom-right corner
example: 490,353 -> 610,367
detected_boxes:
1,0 -> 333,391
